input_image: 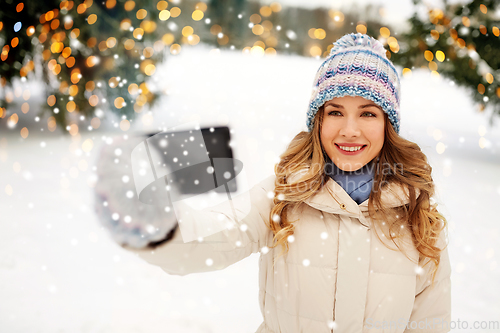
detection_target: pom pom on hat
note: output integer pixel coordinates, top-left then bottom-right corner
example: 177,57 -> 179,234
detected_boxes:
329,33 -> 388,58
306,33 -> 401,133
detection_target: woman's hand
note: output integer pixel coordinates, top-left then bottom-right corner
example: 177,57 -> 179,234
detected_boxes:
93,134 -> 179,249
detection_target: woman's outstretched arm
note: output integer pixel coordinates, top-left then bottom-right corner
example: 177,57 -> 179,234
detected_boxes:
123,176 -> 275,276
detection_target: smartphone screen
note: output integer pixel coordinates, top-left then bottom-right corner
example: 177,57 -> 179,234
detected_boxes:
144,126 -> 240,195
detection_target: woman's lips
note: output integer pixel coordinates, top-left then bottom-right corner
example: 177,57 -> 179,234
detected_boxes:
335,144 -> 367,155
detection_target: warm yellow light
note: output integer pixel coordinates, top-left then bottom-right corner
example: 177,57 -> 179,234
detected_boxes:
106,0 -> 116,9
114,97 -> 125,109
356,24 -> 367,34
478,83 -> 485,94
108,77 -> 119,88
182,26 -> 194,37
402,68 -> 412,78
20,127 -> 29,139
210,24 -> 222,35
143,47 -> 154,58
136,94 -> 147,106
435,50 -> 445,62
70,28 -> 80,39
260,6 -> 272,17
86,55 -> 99,67
462,16 -> 470,27
53,64 -> 61,75
252,24 -> 264,35
170,7 -> 181,17
486,73 -> 494,84
21,102 -> 29,114
162,33 -> 174,45
106,37 -> 117,48
136,9 -> 147,20
124,39 -> 135,50
120,18 -> 132,30
85,81 -> 95,91
430,30 -> 439,40
145,64 -> 156,76
69,124 -> 78,136
270,2 -> 281,12
192,10 -> 204,21
424,50 -> 434,61
329,10 -> 344,22
69,85 -> 78,96
428,61 -> 438,71
139,20 -> 155,34
124,0 -> 135,11
251,45 -> 265,57
250,14 -> 261,24
133,28 -> 144,39
187,34 -> 200,45
89,95 -> 98,106
64,19 -> 73,29
128,83 -> 139,95
157,1 -> 168,10
88,14 -> 97,25
62,47 -> 71,58
159,10 -> 170,21
195,2 -> 207,11
47,95 -> 56,106
265,48 -> 277,56
310,45 -> 322,57
170,43 -> 181,55
51,42 -> 64,53
66,101 -> 76,112
380,27 -> 390,38
266,36 -> 277,47
46,11 -> 55,21
314,29 -> 326,40
253,41 -> 265,48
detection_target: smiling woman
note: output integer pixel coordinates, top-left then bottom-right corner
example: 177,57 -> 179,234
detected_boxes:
96,33 -> 451,333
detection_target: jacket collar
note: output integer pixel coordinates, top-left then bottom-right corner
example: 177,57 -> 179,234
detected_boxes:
288,167 -> 413,226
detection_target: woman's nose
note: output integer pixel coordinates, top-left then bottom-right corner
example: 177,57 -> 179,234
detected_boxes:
339,117 -> 361,137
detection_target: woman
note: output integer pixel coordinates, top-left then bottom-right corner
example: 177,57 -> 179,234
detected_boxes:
95,33 -> 451,333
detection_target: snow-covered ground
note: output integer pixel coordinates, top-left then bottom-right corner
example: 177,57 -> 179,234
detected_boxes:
1,44 -> 500,332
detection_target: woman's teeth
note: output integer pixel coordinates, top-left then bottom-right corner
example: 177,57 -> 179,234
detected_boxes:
339,145 -> 363,152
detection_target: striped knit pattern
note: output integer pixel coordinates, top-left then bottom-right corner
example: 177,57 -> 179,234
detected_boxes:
306,33 -> 401,133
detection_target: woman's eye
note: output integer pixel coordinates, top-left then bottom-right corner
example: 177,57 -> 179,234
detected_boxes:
362,111 -> 376,117
327,110 -> 342,116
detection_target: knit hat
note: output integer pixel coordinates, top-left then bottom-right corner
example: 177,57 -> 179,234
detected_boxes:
306,33 -> 401,133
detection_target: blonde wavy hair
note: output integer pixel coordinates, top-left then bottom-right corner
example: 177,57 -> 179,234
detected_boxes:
268,106 -> 447,283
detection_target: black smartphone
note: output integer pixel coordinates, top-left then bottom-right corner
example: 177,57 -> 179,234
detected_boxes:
143,126 -> 241,196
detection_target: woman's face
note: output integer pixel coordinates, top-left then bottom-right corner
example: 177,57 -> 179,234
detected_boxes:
320,95 -> 385,172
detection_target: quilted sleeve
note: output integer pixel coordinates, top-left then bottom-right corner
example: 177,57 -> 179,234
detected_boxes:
405,231 -> 452,333
123,175 -> 276,276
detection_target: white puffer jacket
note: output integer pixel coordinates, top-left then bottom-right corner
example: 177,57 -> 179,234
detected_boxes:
126,174 -> 451,333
